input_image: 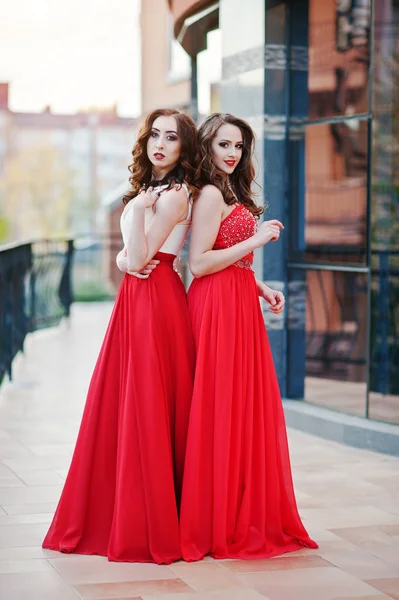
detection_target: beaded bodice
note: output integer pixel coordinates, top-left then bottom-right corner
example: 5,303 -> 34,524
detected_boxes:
213,204 -> 257,269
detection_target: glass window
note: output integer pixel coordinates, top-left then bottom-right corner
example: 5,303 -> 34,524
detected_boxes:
290,120 -> 368,265
369,0 -> 399,424
308,0 -> 370,119
288,267 -> 368,417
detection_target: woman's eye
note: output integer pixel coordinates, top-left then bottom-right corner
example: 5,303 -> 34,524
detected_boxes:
219,143 -> 228,148
236,144 -> 243,149
167,135 -> 177,142
151,131 -> 158,138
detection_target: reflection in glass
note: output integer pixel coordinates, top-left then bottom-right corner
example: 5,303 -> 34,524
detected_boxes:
303,120 -> 368,264
370,1 -> 399,423
303,269 -> 368,417
369,253 -> 399,424
308,0 -> 370,119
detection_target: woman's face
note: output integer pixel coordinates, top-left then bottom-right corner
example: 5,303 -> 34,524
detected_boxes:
211,123 -> 243,175
147,115 -> 182,177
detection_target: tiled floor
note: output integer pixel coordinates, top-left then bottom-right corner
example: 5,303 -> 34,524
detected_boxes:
0,302 -> 398,600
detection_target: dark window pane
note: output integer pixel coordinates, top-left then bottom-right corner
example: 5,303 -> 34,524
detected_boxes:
307,0 -> 370,119
370,4 -> 399,424
369,252 -> 399,424
288,267 -> 367,417
289,121 -> 368,265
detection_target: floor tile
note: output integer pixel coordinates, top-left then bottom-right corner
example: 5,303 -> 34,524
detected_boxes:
0,546 -> 56,560
0,558 -> 53,573
333,596 -> 391,600
0,512 -> 53,525
221,555 -> 331,573
0,522 -> 49,547
316,540 -> 369,555
2,501 -> 57,515
321,549 -> 399,579
0,472 -> 25,487
141,591 -> 269,600
0,484 -> 62,505
368,544 -> 399,568
0,570 -> 80,599
50,555 -> 177,584
365,578 -> 399,599
168,561 -> 246,591
2,456 -> 72,472
240,566 -> 383,600
74,579 -> 192,599
16,469 -> 65,486
299,506 -> 399,529
331,526 -> 399,548
25,443 -> 76,457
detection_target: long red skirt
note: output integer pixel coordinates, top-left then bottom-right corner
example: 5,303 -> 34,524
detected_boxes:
180,265 -> 317,561
43,253 -> 194,564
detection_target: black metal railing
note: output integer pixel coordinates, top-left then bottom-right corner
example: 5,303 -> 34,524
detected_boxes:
72,234 -> 123,302
71,233 -> 190,301
0,239 -> 74,382
0,233 -> 190,383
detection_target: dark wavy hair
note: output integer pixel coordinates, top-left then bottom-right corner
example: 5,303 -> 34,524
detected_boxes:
122,108 -> 200,205
196,113 -> 263,217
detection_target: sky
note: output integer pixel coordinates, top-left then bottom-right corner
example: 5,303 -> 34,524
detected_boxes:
0,0 -> 141,117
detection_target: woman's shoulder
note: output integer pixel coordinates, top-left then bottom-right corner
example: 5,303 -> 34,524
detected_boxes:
155,183 -> 190,218
191,185 -> 225,221
199,183 -> 222,194
196,184 -> 224,208
159,182 -> 189,200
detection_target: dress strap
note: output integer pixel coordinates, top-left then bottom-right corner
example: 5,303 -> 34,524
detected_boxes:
181,182 -> 190,198
180,183 -> 192,222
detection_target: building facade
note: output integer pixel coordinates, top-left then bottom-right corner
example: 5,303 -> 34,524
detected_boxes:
168,0 -> 399,426
0,83 -> 137,241
141,0 -> 191,114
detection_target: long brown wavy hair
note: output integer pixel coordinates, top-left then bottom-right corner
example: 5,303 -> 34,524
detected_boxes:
196,113 -> 263,217
122,108 -> 199,205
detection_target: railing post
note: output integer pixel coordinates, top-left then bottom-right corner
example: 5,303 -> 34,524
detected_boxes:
58,239 -> 74,318
5,273 -> 12,380
29,245 -> 36,333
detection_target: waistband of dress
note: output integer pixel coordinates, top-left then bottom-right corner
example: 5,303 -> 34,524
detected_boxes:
153,252 -> 177,263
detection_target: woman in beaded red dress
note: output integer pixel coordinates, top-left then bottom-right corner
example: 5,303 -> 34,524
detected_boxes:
180,113 -> 318,561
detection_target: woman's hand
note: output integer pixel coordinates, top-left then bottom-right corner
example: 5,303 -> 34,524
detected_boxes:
253,220 -> 284,248
131,259 -> 160,279
134,187 -> 160,210
116,249 -> 159,279
257,281 -> 285,314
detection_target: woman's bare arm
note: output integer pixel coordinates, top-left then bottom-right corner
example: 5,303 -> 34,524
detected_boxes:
126,187 -> 188,272
189,185 -> 283,278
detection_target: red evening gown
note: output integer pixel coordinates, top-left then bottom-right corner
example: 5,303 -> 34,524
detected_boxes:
180,203 -> 317,561
43,186 -> 194,564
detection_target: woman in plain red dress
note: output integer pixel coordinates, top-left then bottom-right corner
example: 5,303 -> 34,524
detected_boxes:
180,113 -> 317,561
43,108 -> 198,564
